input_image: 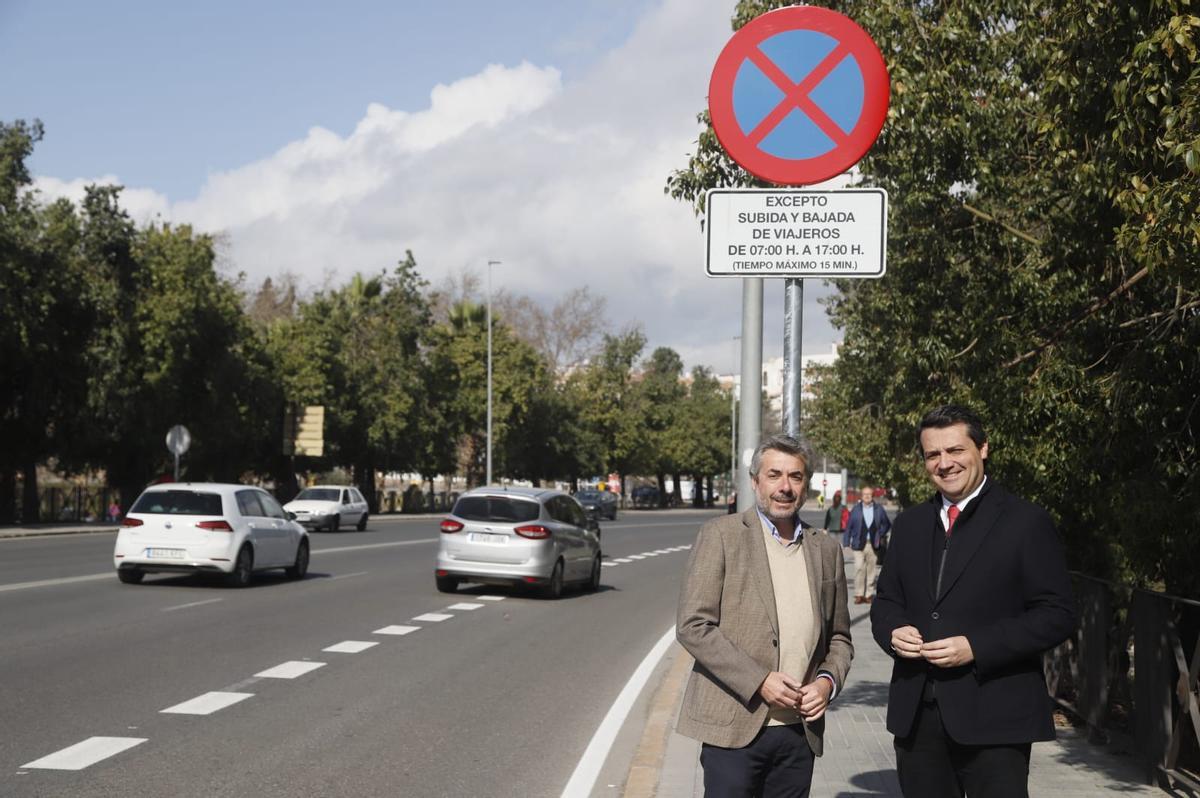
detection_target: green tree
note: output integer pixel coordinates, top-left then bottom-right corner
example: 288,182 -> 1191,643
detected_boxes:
639,347 -> 686,504
272,254 -> 430,507
0,120 -> 94,520
575,330 -> 652,491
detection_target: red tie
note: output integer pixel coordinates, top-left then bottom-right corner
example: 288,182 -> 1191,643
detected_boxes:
946,505 -> 960,537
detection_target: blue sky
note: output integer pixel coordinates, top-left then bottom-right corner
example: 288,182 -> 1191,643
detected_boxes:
1,0 -> 842,373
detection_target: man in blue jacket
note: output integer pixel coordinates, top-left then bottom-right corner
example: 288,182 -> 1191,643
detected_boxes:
844,484 -> 891,604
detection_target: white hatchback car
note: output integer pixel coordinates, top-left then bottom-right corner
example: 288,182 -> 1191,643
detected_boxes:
113,483 -> 309,587
283,485 -> 369,533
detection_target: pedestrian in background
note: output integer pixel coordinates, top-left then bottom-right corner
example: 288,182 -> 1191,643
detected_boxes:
107,500 -> 121,522
677,433 -> 853,797
871,405 -> 1076,797
823,490 -> 844,547
845,484 -> 891,604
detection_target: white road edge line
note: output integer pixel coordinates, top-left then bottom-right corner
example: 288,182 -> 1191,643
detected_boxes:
255,661 -> 326,679
413,612 -> 453,622
559,626 -> 675,798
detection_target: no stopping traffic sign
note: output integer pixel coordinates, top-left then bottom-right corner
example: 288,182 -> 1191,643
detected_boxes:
708,6 -> 889,186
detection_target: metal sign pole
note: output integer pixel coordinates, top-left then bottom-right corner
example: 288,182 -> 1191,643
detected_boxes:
782,278 -> 803,436
737,278 -> 763,512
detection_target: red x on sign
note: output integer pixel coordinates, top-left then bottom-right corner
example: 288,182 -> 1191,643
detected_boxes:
709,6 -> 889,186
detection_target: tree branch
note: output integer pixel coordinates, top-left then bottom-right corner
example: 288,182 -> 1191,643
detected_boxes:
961,202 -> 1043,246
1003,266 -> 1151,368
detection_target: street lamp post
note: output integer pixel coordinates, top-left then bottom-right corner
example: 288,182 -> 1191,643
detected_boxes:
730,335 -> 740,507
487,260 -> 500,486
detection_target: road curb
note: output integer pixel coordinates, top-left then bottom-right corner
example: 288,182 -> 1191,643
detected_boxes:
623,642 -> 692,797
0,527 -> 118,539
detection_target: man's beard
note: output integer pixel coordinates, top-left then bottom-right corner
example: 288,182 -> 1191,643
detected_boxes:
756,493 -> 798,523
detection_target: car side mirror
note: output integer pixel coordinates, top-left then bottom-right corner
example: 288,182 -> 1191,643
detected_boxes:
287,511 -> 297,521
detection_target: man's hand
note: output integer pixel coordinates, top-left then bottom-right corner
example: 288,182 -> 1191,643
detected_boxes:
921,636 -> 975,668
758,671 -> 803,709
797,677 -> 833,721
890,625 -> 924,658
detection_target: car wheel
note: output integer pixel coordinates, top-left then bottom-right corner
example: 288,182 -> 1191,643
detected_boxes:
586,555 -> 601,593
117,568 -> 144,585
328,516 -> 340,534
227,545 -> 253,588
356,512 -> 368,531
543,560 -> 564,600
435,574 -> 459,593
285,539 -> 309,580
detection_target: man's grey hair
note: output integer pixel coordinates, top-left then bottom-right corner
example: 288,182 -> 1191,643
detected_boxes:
748,434 -> 814,479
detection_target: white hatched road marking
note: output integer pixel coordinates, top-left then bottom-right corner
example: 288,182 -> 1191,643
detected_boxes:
476,594 -> 506,601
255,661 -> 326,679
23,736 -> 147,770
446,602 -> 483,610
601,562 -> 618,568
323,640 -> 379,653
613,558 -> 633,563
413,612 -> 453,622
628,555 -> 646,560
374,624 -> 420,635
161,691 -> 253,715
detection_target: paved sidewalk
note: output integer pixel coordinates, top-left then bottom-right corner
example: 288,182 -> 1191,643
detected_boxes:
651,558 -> 1165,797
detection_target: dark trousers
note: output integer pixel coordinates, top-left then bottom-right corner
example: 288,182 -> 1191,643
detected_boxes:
700,724 -> 814,797
895,700 -> 1032,798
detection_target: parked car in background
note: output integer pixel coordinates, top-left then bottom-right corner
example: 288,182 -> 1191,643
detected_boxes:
283,485 -> 368,533
631,484 -> 660,509
435,486 -> 602,598
113,483 -> 309,587
574,488 -> 618,521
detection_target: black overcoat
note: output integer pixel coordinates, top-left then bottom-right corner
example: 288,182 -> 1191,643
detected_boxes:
870,480 -> 1077,744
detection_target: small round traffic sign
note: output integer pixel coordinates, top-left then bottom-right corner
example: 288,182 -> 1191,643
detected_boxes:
709,6 -> 889,185
166,425 -> 191,456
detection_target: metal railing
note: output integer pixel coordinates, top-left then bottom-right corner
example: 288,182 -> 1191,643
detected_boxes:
1045,572 -> 1200,792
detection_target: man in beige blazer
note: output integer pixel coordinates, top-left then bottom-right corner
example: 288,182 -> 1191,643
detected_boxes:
677,434 -> 853,797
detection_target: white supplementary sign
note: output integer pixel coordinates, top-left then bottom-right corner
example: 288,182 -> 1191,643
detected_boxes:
706,188 -> 888,278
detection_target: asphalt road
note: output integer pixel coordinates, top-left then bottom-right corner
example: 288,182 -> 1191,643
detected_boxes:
1,508 -> 832,797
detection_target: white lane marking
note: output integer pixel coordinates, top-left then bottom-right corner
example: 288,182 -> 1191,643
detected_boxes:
642,552 -> 659,557
374,625 -> 420,636
601,562 -> 618,568
255,661 -> 326,679
162,598 -> 223,612
0,572 -> 111,594
413,612 -> 453,622
329,571 -> 368,581
627,555 -> 646,560
654,549 -> 673,554
161,691 -> 253,715
23,736 -> 147,770
613,558 -> 633,563
0,538 -> 439,595
313,538 -> 437,555
477,595 -> 506,601
323,640 -> 379,653
559,627 -> 676,798
446,602 -> 483,611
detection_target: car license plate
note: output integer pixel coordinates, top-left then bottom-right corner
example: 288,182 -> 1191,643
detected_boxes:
470,533 -> 506,544
146,548 -> 185,559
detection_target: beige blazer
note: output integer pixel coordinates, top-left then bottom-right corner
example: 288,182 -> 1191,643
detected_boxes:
675,507 -> 853,753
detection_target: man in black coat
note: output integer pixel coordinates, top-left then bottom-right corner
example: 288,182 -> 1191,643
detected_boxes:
870,405 -> 1076,797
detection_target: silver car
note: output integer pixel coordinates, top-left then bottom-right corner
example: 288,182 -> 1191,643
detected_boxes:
435,486 -> 602,598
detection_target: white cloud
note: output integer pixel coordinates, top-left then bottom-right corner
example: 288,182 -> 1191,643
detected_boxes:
32,0 -> 844,375
32,174 -> 170,225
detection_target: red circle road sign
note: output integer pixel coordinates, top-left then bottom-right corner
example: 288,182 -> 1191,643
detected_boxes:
708,6 -> 889,186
